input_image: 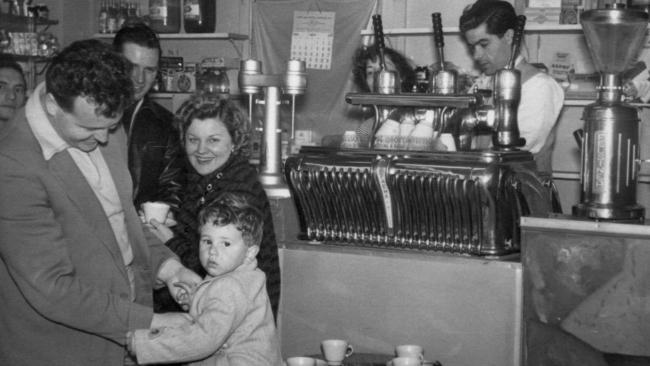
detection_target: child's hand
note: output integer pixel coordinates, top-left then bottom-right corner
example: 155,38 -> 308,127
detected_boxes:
173,281 -> 196,311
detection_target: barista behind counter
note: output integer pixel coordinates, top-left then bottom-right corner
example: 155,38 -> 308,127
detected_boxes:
459,0 -> 564,175
333,1 -> 563,174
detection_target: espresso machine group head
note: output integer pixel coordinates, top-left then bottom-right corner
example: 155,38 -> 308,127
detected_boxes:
238,58 -> 307,198
573,8 -> 648,221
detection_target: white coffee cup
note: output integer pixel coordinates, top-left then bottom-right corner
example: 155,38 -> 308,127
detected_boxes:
395,344 -> 424,360
392,356 -> 421,366
321,339 -> 353,365
142,201 -> 170,224
286,356 -> 316,366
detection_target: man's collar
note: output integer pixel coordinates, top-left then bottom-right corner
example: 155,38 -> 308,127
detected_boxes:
26,83 -> 69,161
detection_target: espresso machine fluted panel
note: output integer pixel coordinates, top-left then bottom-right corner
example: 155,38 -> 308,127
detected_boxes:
285,147 -> 554,256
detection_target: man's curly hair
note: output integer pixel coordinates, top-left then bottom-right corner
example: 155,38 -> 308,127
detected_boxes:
45,39 -> 133,118
459,0 -> 517,38
175,96 -> 252,159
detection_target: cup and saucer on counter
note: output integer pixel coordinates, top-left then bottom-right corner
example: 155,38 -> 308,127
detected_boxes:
321,339 -> 354,366
386,344 -> 440,366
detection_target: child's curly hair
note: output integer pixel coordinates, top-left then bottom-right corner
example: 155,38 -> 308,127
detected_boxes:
198,192 -> 263,248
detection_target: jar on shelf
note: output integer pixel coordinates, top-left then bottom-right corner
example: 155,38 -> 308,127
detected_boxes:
148,0 -> 181,33
183,0 -> 215,33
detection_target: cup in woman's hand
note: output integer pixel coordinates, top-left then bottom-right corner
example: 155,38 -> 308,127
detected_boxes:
142,202 -> 170,224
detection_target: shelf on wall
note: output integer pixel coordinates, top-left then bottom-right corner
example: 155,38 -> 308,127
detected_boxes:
0,14 -> 58,32
0,53 -> 51,62
360,24 -> 587,36
93,32 -> 248,40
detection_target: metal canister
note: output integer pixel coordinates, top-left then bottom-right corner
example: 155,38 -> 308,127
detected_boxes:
432,69 -> 457,95
573,102 -> 645,220
283,59 -> 307,95
238,59 -> 262,95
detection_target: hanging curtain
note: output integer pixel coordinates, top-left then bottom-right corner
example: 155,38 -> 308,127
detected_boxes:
252,0 -> 377,143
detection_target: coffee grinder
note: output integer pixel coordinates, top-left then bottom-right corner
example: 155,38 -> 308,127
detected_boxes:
573,8 -> 648,221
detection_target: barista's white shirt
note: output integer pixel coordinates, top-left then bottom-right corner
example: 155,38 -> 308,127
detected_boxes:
518,72 -> 564,154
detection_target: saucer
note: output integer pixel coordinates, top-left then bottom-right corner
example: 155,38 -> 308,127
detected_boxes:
386,360 -> 436,366
314,359 -> 327,366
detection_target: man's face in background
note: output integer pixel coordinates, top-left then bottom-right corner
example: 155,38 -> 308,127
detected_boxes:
0,67 -> 26,123
464,23 -> 513,76
121,42 -> 159,101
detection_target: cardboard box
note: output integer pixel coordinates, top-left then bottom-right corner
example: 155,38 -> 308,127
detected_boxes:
524,7 -> 561,24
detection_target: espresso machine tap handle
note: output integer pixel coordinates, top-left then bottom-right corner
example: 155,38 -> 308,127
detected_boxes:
372,14 -> 387,70
431,12 -> 445,70
507,15 -> 526,70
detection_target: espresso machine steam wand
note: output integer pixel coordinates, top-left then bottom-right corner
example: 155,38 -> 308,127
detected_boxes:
238,59 -> 307,198
572,8 -> 648,221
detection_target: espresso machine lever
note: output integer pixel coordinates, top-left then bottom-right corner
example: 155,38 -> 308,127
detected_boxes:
492,15 -> 526,150
431,12 -> 457,95
369,14 -> 400,148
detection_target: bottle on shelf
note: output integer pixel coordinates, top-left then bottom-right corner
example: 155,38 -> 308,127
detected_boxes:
98,0 -> 108,34
183,0 -> 216,33
126,1 -> 138,25
117,0 -> 128,29
107,0 -> 118,34
149,0 -> 181,33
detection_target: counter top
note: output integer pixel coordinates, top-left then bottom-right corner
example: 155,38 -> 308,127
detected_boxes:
280,239 -> 521,266
521,216 -> 650,237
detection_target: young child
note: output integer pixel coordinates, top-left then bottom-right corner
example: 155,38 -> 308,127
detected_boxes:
128,192 -> 283,366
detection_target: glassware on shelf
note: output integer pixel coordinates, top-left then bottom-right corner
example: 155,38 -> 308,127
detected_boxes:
148,0 -> 181,33
183,0 -> 215,33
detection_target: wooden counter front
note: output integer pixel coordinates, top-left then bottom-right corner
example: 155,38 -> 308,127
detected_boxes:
277,241 -> 522,366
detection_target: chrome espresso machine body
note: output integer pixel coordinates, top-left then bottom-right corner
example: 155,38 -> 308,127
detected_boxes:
284,14 -> 556,256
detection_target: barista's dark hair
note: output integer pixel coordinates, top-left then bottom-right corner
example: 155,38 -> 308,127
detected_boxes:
459,0 -> 517,37
45,39 -> 133,118
175,96 -> 251,158
352,45 -> 416,93
198,191 -> 263,248
113,22 -> 162,57
0,54 -> 26,86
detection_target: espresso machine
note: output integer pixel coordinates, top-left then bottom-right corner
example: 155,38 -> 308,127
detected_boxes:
284,14 -> 557,256
572,8 -> 648,221
238,59 -> 307,198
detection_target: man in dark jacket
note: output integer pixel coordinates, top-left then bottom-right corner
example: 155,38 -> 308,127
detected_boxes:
113,23 -> 185,208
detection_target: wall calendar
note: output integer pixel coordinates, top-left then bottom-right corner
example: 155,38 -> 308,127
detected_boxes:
290,11 -> 335,70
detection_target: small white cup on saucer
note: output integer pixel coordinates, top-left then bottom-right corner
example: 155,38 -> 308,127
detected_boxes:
321,339 -> 353,365
395,344 -> 424,361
